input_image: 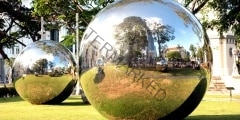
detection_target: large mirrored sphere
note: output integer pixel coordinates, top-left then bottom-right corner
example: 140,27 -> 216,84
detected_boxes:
79,0 -> 212,119
12,40 -> 77,104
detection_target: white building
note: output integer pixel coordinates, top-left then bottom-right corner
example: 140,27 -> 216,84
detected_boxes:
0,1 -> 70,84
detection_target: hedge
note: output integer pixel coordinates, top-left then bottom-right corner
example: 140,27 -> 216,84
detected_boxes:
0,86 -> 18,98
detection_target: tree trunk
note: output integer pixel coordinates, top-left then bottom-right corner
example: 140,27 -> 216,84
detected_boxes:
0,45 -> 9,61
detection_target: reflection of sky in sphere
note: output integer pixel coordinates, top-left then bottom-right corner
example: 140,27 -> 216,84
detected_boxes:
88,0 -> 203,53
16,45 -> 70,69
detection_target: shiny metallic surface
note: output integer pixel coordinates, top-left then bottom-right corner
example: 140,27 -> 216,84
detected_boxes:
12,40 -> 77,104
156,58 -> 168,72
79,0 -> 212,119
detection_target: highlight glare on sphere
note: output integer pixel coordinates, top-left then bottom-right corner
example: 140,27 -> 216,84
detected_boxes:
79,0 -> 212,119
12,40 -> 77,104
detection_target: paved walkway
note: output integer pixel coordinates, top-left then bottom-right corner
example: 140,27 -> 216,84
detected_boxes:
204,77 -> 240,102
221,76 -> 240,95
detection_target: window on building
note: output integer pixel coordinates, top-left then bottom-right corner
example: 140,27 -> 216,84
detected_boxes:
16,46 -> 19,54
11,47 -> 14,54
50,29 -> 59,42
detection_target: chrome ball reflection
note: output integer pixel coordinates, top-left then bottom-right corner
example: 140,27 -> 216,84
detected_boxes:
79,0 -> 212,119
12,40 -> 77,104
156,58 -> 168,72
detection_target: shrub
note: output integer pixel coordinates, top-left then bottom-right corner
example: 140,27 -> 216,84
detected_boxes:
0,86 -> 18,98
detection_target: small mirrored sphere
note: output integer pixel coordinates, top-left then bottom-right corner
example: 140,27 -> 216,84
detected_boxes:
79,0 -> 212,119
12,40 -> 77,104
156,58 -> 168,72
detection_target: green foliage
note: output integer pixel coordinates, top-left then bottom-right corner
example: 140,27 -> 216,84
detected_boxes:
207,1 -> 240,32
2,0 -> 240,60
189,44 -> 197,57
60,33 -> 83,48
31,58 -> 48,74
199,1 -> 240,43
166,51 -> 181,60
180,0 -> 240,44
0,1 -> 41,42
0,0 -> 41,60
197,47 -> 204,61
181,0 -> 209,14
154,25 -> 175,57
32,0 -> 115,47
114,16 -> 148,56
0,0 -> 115,60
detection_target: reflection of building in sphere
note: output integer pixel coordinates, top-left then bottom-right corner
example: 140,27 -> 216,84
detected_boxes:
79,0 -> 212,120
165,45 -> 187,59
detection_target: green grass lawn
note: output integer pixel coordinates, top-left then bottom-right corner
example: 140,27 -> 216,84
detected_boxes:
186,94 -> 240,120
0,94 -> 239,120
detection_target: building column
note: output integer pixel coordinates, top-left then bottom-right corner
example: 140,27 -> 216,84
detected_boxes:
210,36 -> 224,77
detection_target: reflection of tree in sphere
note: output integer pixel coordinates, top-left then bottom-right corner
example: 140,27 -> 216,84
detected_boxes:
79,0 -> 212,119
12,40 -> 77,104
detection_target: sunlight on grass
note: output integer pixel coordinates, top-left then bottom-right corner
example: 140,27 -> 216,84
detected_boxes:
187,101 -> 240,120
0,96 -> 106,120
0,94 -> 239,120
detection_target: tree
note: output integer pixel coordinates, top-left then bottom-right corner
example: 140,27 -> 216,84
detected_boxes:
0,0 -> 41,61
166,51 -> 181,60
114,16 -> 148,67
206,1 -> 240,38
1,0 -> 239,62
32,0 -> 114,47
114,16 -> 148,55
181,0 -> 209,15
185,51 -> 191,61
146,17 -> 175,58
182,0 -> 240,41
189,44 -> 197,58
0,0 -> 114,62
196,47 -> 204,62
31,58 -> 48,74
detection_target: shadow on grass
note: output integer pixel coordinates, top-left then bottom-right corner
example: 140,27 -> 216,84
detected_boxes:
185,114 -> 240,120
53,95 -> 90,106
59,101 -> 90,106
0,96 -> 90,106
